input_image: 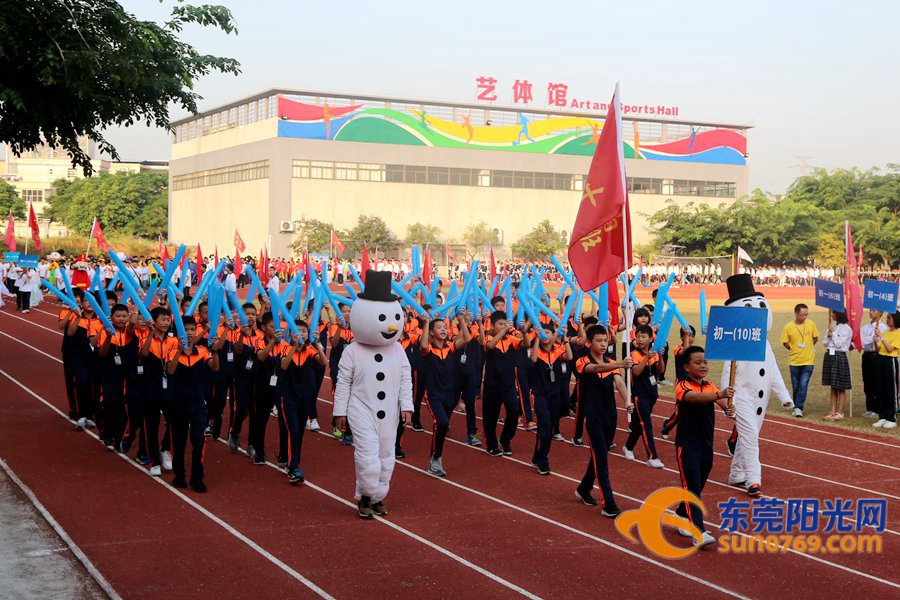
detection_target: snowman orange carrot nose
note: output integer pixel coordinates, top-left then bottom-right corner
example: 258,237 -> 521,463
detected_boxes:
387,325 -> 399,332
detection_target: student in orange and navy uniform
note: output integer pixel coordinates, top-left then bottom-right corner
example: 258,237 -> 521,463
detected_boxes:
328,303 -> 354,442
208,308 -> 237,441
570,316 -> 597,446
483,310 -> 525,456
454,311 -> 484,446
661,325 -> 696,439
305,304 -> 330,432
409,305 -> 431,432
61,289 -> 102,430
140,307 -> 178,476
57,288 -> 91,423
419,311 -> 471,477
574,325 -> 632,517
279,320 -> 327,484
166,316 -> 220,492
528,322 -> 572,475
120,312 -> 151,463
95,304 -> 135,449
249,312 -> 283,466
624,324 -> 666,468
395,310 -> 422,458
673,346 -> 735,548
622,307 -> 652,359
226,303 -> 261,454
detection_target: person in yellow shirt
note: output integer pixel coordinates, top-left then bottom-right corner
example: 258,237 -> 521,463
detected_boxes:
779,303 -> 819,418
873,311 -> 899,430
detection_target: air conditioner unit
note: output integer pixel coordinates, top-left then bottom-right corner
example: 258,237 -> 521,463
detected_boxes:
279,221 -> 295,233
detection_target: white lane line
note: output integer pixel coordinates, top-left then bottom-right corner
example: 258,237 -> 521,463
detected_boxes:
0,368 -> 335,600
0,457 -> 124,600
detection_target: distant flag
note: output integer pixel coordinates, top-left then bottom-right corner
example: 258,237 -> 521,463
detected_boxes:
303,247 -> 311,285
489,242 -> 497,282
422,244 -> 433,286
233,229 -> 246,253
331,229 -> 345,254
5,211 -> 16,252
214,245 -> 219,273
845,222 -> 863,352
632,121 -> 640,159
157,234 -> 164,260
361,244 -> 371,284
27,200 -> 42,251
90,217 -> 110,252
233,229 -> 245,278
196,244 -> 205,283
567,83 -> 632,291
445,242 -> 453,264
162,244 -> 170,266
736,245 -> 754,264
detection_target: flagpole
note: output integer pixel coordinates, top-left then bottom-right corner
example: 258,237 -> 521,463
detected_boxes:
86,217 -> 95,256
24,201 -> 30,255
612,82 -> 634,405
845,220 -> 852,418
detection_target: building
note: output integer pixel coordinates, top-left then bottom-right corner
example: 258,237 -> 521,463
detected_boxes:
1,139 -> 168,240
168,88 -> 750,259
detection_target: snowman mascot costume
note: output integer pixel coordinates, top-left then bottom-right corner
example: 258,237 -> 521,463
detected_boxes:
333,271 -> 413,518
721,274 -> 793,497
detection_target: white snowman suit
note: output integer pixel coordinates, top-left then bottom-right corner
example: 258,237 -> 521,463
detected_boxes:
333,282 -> 413,503
720,285 -> 793,488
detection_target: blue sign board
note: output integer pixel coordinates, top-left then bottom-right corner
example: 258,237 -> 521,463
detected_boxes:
3,251 -> 20,263
814,278 -> 845,313
18,254 -> 40,269
862,279 -> 899,313
705,306 -> 768,362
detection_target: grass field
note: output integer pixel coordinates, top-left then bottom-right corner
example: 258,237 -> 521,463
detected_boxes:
629,297 -> 891,437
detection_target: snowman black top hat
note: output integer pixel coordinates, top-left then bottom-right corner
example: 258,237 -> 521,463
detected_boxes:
724,273 -> 764,305
358,270 -> 399,302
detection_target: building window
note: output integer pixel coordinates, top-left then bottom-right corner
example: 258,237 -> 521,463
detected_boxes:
22,189 -> 44,203
172,161 -> 269,191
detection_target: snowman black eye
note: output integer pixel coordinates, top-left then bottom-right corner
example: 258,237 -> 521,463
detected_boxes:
395,313 -> 401,320
760,302 -> 767,308
379,314 -> 386,322
744,302 -> 752,307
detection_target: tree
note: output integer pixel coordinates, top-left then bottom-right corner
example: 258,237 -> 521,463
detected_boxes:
511,219 -> 567,260
345,215 -> 398,254
405,222 -> 441,246
289,218 -> 334,254
812,233 -> 845,268
0,1 -> 240,175
46,171 -> 168,238
462,221 -> 499,259
0,181 -> 25,219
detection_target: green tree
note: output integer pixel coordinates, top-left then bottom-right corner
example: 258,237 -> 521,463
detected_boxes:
0,181 -> 25,218
462,221 -> 499,259
289,218 -> 335,255
46,171 -> 168,238
405,222 -> 441,245
511,219 -> 567,260
0,1 -> 240,174
345,215 -> 398,254
812,233 -> 845,268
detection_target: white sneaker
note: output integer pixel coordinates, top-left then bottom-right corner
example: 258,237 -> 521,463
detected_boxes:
873,419 -> 887,428
882,421 -> 897,430
623,448 -> 635,461
792,408 -> 803,418
647,458 -> 664,469
76,417 -> 86,430
693,531 -> 716,547
676,527 -> 693,538
161,451 -> 173,471
150,465 -> 162,477
862,411 -> 879,419
305,418 -> 311,430
83,419 -> 96,429
309,419 -> 320,432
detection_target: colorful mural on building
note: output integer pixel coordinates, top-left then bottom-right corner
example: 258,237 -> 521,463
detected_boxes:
276,97 -> 747,165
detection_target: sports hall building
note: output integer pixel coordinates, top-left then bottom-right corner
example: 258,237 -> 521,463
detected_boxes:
168,88 -> 750,258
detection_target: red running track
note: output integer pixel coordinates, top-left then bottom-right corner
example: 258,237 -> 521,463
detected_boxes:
0,304 -> 897,599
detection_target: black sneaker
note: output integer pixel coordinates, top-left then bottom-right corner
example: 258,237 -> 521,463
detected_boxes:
661,429 -> 670,440
726,428 -> 737,457
253,454 -> 266,465
486,447 -> 502,457
276,455 -> 287,466
371,500 -> 388,516
572,437 -> 584,447
172,478 -> 188,489
228,433 -> 239,453
358,495 -> 374,519
412,420 -> 425,432
575,489 -> 598,506
395,448 -> 407,459
601,505 -> 622,518
68,410 -> 77,421
537,465 -> 550,476
118,438 -> 132,454
190,480 -> 208,493
501,444 -> 513,456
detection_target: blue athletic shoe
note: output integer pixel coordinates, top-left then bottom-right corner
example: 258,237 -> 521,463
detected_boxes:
341,434 -> 353,446
136,453 -> 150,466
118,439 -> 132,454
287,468 -> 304,485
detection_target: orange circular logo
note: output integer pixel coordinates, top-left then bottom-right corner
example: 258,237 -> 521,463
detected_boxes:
615,488 -> 707,559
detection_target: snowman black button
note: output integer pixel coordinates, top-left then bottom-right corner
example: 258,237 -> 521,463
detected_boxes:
375,353 -> 383,362
758,390 -> 764,398
377,410 -> 386,419
759,368 -> 765,376
756,407 -> 763,415
377,391 -> 385,400
376,372 -> 385,381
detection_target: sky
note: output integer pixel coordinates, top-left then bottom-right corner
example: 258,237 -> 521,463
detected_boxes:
102,0 -> 899,194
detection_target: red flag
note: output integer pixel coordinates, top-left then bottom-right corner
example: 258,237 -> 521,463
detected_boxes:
422,245 -> 433,286
157,234 -> 164,260
567,84 -> 632,291
445,243 -> 453,264
4,211 -> 15,252
331,230 -> 345,254
90,217 -> 110,252
360,244 -> 371,284
196,244 -> 205,283
214,245 -> 219,273
162,244 -> 170,266
27,201 -> 42,251
489,243 -> 497,282
608,277 -> 621,330
234,229 -> 246,254
302,247 -> 311,284
234,252 -> 243,279
845,223 -> 863,352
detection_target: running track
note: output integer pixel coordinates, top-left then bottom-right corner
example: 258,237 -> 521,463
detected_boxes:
0,303 -> 897,599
